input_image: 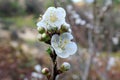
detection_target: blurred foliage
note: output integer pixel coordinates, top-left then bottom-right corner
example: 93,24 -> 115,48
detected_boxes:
44,0 -> 54,9
0,0 -> 44,17
25,0 -> 43,15
0,0 -> 24,17
0,44 -> 37,80
2,16 -> 36,28
113,0 -> 120,5
101,51 -> 120,58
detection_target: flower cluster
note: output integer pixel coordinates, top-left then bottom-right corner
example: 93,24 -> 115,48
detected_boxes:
37,7 -> 77,58
36,6 -> 77,80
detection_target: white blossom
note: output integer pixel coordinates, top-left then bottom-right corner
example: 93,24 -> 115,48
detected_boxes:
80,20 -> 86,25
34,64 -> 41,72
66,5 -> 73,12
107,57 -> 115,70
112,37 -> 119,45
37,7 -> 66,30
51,32 -> 77,58
31,72 -> 43,79
75,18 -> 81,25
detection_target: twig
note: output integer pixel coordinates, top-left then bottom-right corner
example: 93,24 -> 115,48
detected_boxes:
82,0 -> 97,80
52,51 -> 57,80
52,1 -> 58,80
82,29 -> 94,80
54,0 -> 57,8
97,1 -> 113,80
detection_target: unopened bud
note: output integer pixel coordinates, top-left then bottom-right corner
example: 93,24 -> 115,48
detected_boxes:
41,68 -> 50,75
53,27 -> 58,31
48,27 -> 58,34
60,23 -> 70,33
37,27 -> 45,34
41,33 -> 50,42
60,62 -> 71,72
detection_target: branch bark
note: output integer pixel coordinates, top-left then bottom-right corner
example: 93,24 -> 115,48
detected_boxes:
54,0 -> 57,8
53,1 -> 58,80
82,1 -> 97,80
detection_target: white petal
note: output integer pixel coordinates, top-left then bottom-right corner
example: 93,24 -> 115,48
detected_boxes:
56,7 -> 66,18
51,34 -> 59,43
53,18 -> 65,29
56,42 -> 77,58
55,7 -> 66,28
31,72 -> 39,78
42,7 -> 56,20
54,47 -> 63,53
34,65 -> 41,72
61,32 -> 73,40
37,21 -> 47,29
51,34 -> 59,49
64,42 -> 77,55
55,50 -> 70,58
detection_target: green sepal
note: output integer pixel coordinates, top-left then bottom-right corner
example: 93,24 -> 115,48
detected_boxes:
37,27 -> 45,34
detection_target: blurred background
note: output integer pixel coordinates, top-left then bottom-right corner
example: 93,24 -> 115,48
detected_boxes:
0,0 -> 120,80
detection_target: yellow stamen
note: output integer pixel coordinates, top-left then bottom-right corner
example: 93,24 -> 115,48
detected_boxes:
59,37 -> 69,50
50,14 -> 58,22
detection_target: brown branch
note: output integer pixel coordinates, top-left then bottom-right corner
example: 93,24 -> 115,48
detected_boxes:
53,53 -> 57,80
54,0 -> 57,8
51,0 -> 58,80
82,0 -> 97,80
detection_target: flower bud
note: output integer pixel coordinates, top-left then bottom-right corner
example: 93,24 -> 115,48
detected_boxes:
60,26 -> 68,33
41,68 -> 50,75
53,27 -> 58,31
48,27 -> 58,34
60,24 -> 70,33
60,62 -> 71,72
41,33 -> 50,42
37,27 -> 45,34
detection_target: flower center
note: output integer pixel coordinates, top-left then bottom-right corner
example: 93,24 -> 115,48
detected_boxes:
50,14 -> 58,22
58,37 -> 69,50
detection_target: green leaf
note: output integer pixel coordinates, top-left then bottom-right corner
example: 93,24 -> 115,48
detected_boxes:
46,47 -> 52,55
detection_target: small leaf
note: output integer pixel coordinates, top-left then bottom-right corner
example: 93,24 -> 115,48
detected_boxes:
46,47 -> 52,55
